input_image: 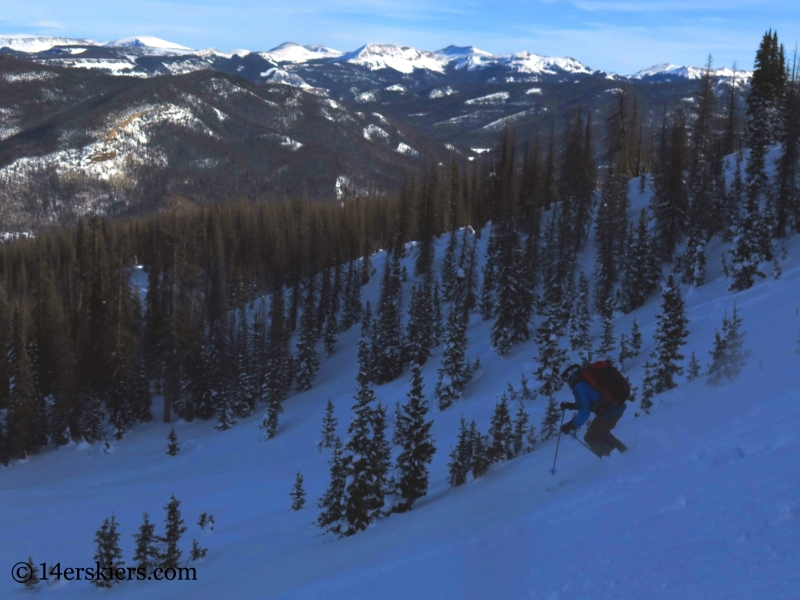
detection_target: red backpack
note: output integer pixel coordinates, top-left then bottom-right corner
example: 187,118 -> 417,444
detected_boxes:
582,361 -> 631,406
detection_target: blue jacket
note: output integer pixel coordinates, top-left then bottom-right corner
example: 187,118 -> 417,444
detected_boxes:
569,381 -> 625,427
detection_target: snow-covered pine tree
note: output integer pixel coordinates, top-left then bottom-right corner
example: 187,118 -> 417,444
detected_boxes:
167,428 -> 179,456
339,260 -> 363,331
263,281 -> 292,436
630,317 -> 642,357
447,417 -> 473,487
487,395 -> 514,462
214,384 -> 236,432
323,266 -> 341,358
291,472 -> 306,510
479,225 -> 501,320
470,422 -> 491,479
618,333 -> 631,367
525,425 -> 538,453
512,401 -> 530,456
357,301 -> 375,385
680,224 -> 707,287
431,281 -> 443,346
93,514 -> 124,587
518,373 -> 534,400
639,358 -> 657,415
652,274 -> 690,393
707,303 -> 748,385
569,272 -> 593,364
80,387 -> 105,444
294,276 -> 321,392
540,395 -> 562,442
620,208 -> 660,312
159,494 -> 187,570
435,300 -> 472,410
491,227 -> 534,356
533,285 -> 568,401
441,230 -> 460,304
687,351 -> 702,381
318,399 -> 338,451
316,438 -> 347,536
404,283 -> 434,367
371,252 -> 404,385
392,363 -> 436,513
597,296 -> 617,358
132,512 -> 159,576
339,380 -> 391,536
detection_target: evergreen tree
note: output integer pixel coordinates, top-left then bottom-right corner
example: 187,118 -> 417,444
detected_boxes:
639,359 -> 657,416
487,395 -> 514,462
79,387 -> 105,444
441,230 -> 460,304
392,363 -> 436,513
291,472 -> 306,510
338,380 -> 392,536
652,275 -> 690,392
371,252 -> 404,384
594,166 -> 629,312
597,297 -> 617,358
435,299 -> 474,410
316,438 -> 347,536
190,539 -> 208,562
518,373 -> 534,401
159,494 -> 187,570
707,304 -> 748,385
431,281 -> 443,346
339,260 -> 363,331
491,225 -> 533,355
447,417 -> 474,487
651,109 -> 688,261
132,512 -> 159,576
687,351 -> 702,381
540,395 -> 562,442
167,428 -> 179,456
6,307 -> 45,458
533,287 -> 568,401
470,422 -> 491,479
93,514 -> 124,588
404,283 -> 434,366
512,401 -> 530,456
569,272 -> 593,364
318,399 -> 338,451
775,60 -> 800,237
263,281 -> 292,436
619,208 -> 659,312
295,276 -> 321,392
356,302 -> 376,384
23,556 -> 40,590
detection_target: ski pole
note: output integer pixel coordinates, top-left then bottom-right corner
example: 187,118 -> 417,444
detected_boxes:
569,432 -> 602,459
550,408 -> 566,475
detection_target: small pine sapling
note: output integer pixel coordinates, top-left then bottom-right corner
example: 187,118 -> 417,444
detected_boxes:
707,303 -> 749,385
687,351 -> 702,381
637,358 -> 657,416
167,428 -> 180,456
133,512 -> 159,576
525,425 -> 537,453
518,373 -> 534,400
447,417 -> 473,487
470,424 -> 491,479
291,472 -> 306,511
190,539 -> 208,562
24,556 -> 40,590
512,401 -> 530,456
198,512 -> 215,532
317,399 -> 338,452
159,494 -> 187,570
93,514 -> 124,588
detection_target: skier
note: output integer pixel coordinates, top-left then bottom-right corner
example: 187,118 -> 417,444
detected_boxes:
558,363 -> 628,457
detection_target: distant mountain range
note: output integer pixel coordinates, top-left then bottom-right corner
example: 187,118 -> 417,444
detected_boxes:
0,34 -> 752,82
0,34 -> 752,232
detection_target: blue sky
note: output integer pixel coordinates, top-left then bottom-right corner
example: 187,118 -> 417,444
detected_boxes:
3,0 -> 800,73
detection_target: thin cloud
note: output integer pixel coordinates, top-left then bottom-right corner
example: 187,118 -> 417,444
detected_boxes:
32,20 -> 64,28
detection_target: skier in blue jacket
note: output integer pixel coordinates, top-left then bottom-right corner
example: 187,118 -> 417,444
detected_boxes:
558,365 -> 627,457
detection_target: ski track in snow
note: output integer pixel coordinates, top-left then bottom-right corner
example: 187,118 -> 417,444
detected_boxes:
2,171 -> 800,599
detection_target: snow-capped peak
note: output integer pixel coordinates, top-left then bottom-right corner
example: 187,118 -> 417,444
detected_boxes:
262,42 -> 343,64
0,35 -> 99,53
103,36 -> 191,51
336,44 -> 446,74
629,63 -> 753,81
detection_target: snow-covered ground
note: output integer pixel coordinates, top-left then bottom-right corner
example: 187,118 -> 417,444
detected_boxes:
2,176 -> 800,599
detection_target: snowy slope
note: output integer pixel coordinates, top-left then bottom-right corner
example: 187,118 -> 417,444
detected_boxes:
3,168 -> 800,600
103,36 -> 192,51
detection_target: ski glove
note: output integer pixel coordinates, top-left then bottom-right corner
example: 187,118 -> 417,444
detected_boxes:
560,402 -> 577,411
560,422 -> 577,435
